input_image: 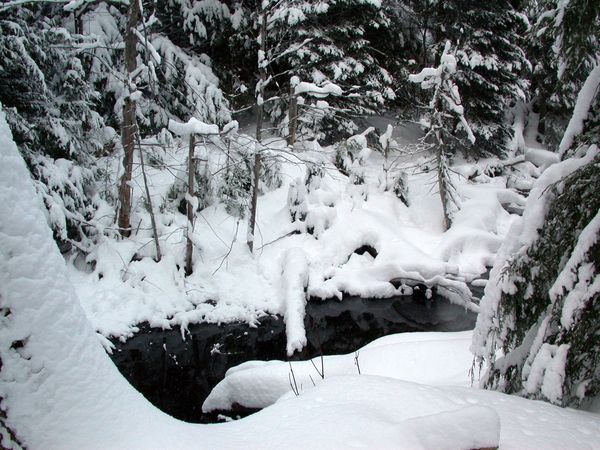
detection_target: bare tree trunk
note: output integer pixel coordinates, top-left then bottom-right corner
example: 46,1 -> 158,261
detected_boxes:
137,135 -> 162,262
185,135 -> 196,276
288,83 -> 298,146
421,22 -> 428,67
437,145 -> 451,231
117,0 -> 140,237
247,152 -> 261,253
247,9 -> 267,253
74,10 -> 83,35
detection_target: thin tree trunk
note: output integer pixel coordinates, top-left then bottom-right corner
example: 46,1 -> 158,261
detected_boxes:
437,145 -> 451,231
247,152 -> 261,253
137,135 -> 162,262
288,83 -> 298,146
248,9 -> 267,253
74,10 -> 83,35
421,23 -> 428,67
117,0 -> 141,237
185,135 -> 196,276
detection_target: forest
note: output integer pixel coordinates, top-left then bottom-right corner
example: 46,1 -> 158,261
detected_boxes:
0,0 -> 599,448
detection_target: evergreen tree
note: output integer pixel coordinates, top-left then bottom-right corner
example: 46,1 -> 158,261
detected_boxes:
284,0 -> 398,138
0,7 -> 105,247
529,0 -> 600,146
409,41 -> 475,230
472,66 -> 600,407
429,0 -> 529,156
225,0 -> 399,142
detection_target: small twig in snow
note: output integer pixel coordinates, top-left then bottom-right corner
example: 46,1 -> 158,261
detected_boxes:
288,361 -> 300,396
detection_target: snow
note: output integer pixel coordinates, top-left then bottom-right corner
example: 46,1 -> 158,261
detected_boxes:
471,144 -> 599,378
550,210 -> 600,329
294,81 -> 343,97
203,330 -> 600,450
281,248 -> 309,355
60,122 -> 533,345
204,331 -> 478,411
525,147 -> 560,169
168,117 -> 220,136
2,106 -> 512,450
2,103 -> 600,448
3,76 -> 599,446
559,65 -> 600,157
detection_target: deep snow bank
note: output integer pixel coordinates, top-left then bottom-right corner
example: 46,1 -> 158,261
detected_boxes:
0,104 -> 503,450
2,106 -> 598,450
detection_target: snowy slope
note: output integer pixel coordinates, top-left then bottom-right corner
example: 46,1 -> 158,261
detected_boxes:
3,105 -> 600,450
67,125 -> 525,357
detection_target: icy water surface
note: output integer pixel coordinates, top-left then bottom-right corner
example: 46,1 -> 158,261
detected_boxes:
110,293 -> 477,423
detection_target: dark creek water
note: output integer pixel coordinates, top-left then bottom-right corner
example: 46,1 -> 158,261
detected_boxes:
110,290 -> 478,423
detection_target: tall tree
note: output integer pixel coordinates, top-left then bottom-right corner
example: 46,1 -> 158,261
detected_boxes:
117,0 -> 141,237
472,64 -> 600,407
529,0 -> 600,145
428,0 -> 529,156
0,7 -> 105,248
410,41 -> 475,230
224,0 -> 398,142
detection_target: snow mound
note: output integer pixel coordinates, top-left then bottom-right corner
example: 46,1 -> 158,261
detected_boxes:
203,331 -> 476,412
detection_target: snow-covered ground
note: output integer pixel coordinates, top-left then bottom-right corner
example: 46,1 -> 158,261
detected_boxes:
2,106 -> 600,449
67,117 -> 529,356
203,331 -> 600,449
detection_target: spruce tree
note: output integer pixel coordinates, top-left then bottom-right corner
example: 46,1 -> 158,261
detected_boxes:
429,0 -> 529,156
529,0 -> 600,146
471,65 -> 600,407
0,7 -> 105,247
225,0 -> 398,141
409,41 -> 474,230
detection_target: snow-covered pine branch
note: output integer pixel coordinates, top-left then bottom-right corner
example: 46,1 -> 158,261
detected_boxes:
559,65 -> 600,158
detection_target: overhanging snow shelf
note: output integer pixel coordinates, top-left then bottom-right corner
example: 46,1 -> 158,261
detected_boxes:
110,293 -> 476,423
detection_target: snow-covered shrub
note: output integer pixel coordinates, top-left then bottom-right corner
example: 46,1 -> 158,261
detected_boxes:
162,156 -> 213,215
391,172 -> 409,206
218,160 -> 252,218
216,141 -> 282,218
305,162 -> 325,192
288,162 -> 335,235
334,143 -> 352,175
288,162 -> 325,226
194,162 -> 213,212
259,153 -> 283,191
287,177 -> 308,223
472,149 -> 600,407
305,205 -> 336,238
294,98 -> 340,143
337,128 -> 374,185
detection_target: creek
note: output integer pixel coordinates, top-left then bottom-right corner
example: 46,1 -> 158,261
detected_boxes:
110,288 -> 478,423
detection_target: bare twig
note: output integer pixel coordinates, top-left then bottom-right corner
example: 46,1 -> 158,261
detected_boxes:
288,362 -> 300,396
354,351 -> 361,375
137,133 -> 162,262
